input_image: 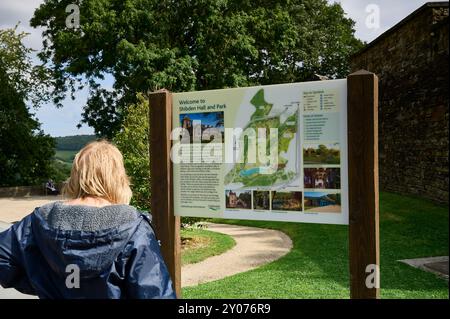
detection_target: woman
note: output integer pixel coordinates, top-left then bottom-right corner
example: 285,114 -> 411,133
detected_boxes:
0,140 -> 175,299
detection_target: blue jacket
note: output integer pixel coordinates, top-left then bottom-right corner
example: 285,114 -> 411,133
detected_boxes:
0,201 -> 176,299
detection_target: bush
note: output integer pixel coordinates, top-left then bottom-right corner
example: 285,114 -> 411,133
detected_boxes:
49,160 -> 72,183
113,93 -> 150,210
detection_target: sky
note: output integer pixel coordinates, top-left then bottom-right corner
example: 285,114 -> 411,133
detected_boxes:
0,0 -> 447,137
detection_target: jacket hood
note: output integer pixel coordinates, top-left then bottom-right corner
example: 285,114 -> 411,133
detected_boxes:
31,201 -> 143,279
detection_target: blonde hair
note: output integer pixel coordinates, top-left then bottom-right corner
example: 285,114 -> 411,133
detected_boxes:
63,140 -> 132,204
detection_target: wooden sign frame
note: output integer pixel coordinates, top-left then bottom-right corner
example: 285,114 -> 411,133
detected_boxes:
148,70 -> 379,299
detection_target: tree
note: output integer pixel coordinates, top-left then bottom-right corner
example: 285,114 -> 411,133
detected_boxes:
0,26 -> 51,107
55,134 -> 97,151
49,160 -> 72,183
318,144 -> 327,155
0,68 -> 55,186
0,27 -> 55,186
113,93 -> 150,210
31,0 -> 362,138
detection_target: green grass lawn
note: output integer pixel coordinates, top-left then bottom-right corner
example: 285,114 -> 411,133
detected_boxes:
182,192 -> 449,299
303,155 -> 340,165
54,150 -> 77,163
181,228 -> 236,265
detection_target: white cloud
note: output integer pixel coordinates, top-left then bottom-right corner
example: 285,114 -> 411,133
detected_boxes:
0,0 -> 44,50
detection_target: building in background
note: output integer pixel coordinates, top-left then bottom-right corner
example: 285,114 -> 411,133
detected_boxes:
351,2 -> 449,203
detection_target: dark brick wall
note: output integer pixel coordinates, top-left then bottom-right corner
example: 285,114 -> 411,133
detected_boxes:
351,4 -> 449,203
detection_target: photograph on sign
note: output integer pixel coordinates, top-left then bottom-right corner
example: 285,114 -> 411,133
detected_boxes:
172,79 -> 348,224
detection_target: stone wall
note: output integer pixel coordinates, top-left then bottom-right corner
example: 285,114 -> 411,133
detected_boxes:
351,3 -> 449,203
0,185 -> 47,197
0,183 -> 65,197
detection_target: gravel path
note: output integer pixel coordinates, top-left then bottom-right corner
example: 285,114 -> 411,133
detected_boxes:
182,223 -> 293,287
0,196 -> 61,223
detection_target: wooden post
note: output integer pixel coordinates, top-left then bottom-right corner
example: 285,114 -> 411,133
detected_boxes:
148,91 -> 181,298
347,70 -> 380,299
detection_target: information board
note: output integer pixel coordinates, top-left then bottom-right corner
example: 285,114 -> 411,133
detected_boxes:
172,79 -> 348,225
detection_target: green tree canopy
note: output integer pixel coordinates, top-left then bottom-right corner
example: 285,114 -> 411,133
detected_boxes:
31,0 -> 362,138
55,134 -> 97,150
0,28 -> 55,186
0,26 -> 52,108
0,56 -> 54,186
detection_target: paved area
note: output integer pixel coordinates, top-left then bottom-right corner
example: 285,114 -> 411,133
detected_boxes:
399,256 -> 449,280
0,287 -> 37,299
182,223 -> 293,287
0,196 -> 60,223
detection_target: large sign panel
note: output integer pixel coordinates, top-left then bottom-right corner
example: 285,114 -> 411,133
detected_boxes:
172,79 -> 348,224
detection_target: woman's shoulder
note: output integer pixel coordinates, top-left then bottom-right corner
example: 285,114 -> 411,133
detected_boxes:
137,210 -> 153,224
126,210 -> 158,242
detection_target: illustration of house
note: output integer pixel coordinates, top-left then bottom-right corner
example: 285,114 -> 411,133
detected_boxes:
228,191 -> 238,208
182,115 -> 192,130
304,168 -> 327,188
181,115 -> 193,142
227,191 -> 248,208
314,169 -> 327,188
304,195 -> 336,207
304,168 -> 340,189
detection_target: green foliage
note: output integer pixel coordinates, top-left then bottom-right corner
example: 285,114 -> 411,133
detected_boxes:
0,28 -> 55,187
55,134 -> 97,151
54,150 -> 77,163
304,144 -> 340,164
0,26 -> 51,107
49,159 -> 72,183
113,93 -> 150,210
183,192 -> 449,298
31,0 -> 363,138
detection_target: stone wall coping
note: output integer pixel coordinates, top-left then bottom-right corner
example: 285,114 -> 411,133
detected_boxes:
352,2 -> 449,58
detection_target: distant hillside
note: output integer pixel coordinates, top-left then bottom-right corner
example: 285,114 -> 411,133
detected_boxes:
55,134 -> 97,151
48,135 -> 96,182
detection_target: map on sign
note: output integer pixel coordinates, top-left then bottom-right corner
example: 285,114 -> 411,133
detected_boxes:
224,88 -> 299,189
172,79 -> 349,225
